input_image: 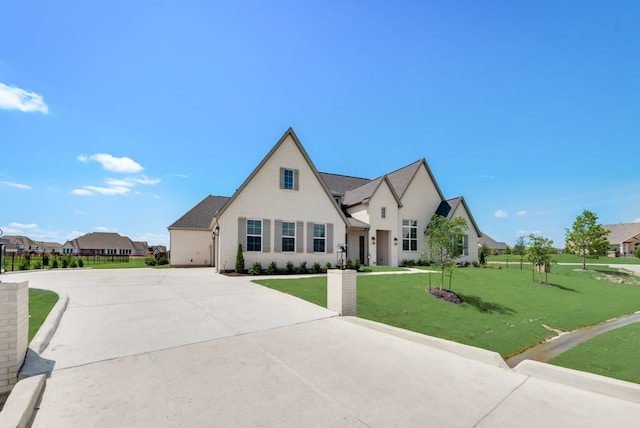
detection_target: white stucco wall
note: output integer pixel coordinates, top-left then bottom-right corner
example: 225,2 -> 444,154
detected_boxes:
451,203 -> 480,264
397,164 -> 443,264
217,134 -> 347,271
367,181 -> 400,266
169,229 -> 213,267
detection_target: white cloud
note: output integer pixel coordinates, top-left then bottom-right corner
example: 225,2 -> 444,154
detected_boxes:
517,210 -> 527,216
136,176 -> 161,185
83,185 -> 131,196
80,153 -> 143,173
495,209 -> 508,219
635,218 -> 640,223
71,188 -> 93,196
105,178 -> 135,187
0,83 -> 48,113
0,181 -> 32,190
9,222 -> 37,230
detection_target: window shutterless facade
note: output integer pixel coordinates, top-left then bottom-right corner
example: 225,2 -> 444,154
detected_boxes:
402,219 -> 418,251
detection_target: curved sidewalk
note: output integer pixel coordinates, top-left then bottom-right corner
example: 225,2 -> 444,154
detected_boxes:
3,268 -> 640,427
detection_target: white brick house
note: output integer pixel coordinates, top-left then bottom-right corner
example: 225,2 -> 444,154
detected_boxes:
168,128 -> 481,270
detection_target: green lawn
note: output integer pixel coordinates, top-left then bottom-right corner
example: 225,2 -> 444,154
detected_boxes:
254,265 -> 640,358
549,322 -> 640,384
488,253 -> 640,265
29,289 -> 59,342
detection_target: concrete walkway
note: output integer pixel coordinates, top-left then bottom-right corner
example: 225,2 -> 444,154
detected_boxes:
4,268 -> 640,427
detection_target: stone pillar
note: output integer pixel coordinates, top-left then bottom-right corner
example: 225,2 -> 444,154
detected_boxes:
327,269 -> 357,316
0,281 -> 29,396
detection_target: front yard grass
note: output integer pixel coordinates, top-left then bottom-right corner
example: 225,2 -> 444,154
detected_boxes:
549,322 -> 640,384
29,289 -> 59,342
254,265 -> 640,358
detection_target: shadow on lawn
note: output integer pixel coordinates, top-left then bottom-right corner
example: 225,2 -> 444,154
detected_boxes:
457,294 -> 516,315
546,282 -> 580,293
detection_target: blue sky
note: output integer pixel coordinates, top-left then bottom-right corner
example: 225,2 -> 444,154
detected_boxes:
2,1 -> 639,249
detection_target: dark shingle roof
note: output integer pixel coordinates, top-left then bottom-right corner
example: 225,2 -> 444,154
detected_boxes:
69,232 -> 135,250
386,160 -> 423,199
168,195 -> 230,229
318,172 -> 371,196
342,177 -> 383,207
435,197 -> 462,219
479,233 -> 507,250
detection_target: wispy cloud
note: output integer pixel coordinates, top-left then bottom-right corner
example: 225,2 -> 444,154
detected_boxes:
72,185 -> 131,196
0,83 -> 48,114
517,210 -> 527,216
78,153 -> 143,173
136,176 -> 161,185
495,209 -> 508,218
0,181 -> 32,190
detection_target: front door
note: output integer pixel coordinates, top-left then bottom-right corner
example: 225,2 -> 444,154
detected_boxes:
359,236 -> 365,265
377,230 -> 390,266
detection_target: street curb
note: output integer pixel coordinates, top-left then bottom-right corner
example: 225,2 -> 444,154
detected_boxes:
513,360 -> 640,404
29,290 -> 69,354
0,374 -> 46,428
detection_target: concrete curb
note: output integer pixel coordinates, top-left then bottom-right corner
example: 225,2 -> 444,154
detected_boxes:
29,290 -> 69,355
513,359 -> 640,404
341,316 -> 510,369
0,374 -> 46,428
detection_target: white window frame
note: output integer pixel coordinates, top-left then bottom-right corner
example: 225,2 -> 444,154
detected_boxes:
246,219 -> 263,252
402,219 -> 418,252
313,223 -> 326,253
281,221 -> 296,252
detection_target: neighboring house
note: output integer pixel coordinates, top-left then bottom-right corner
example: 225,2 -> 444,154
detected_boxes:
150,245 -> 168,260
479,233 -> 508,255
63,232 -> 149,257
168,128 -> 482,269
603,223 -> 640,256
0,236 -> 62,255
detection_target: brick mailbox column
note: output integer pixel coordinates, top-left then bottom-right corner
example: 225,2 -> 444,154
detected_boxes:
327,269 -> 357,316
0,281 -> 28,396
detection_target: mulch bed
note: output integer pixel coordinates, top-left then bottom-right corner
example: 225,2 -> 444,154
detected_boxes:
428,287 -> 464,304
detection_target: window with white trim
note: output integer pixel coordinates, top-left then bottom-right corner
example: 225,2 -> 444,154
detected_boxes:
402,219 -> 418,251
381,207 -> 386,219
247,219 -> 262,252
280,168 -> 299,190
458,234 -> 469,256
313,223 -> 326,253
282,221 -> 295,252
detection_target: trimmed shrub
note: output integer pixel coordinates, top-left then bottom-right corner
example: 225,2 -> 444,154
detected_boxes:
52,259 -> 59,269
286,261 -> 295,274
310,262 -> 322,274
235,244 -> 245,273
325,262 -> 333,271
249,262 -> 262,275
77,258 -> 84,267
298,261 -> 307,274
266,261 -> 278,274
145,256 -> 157,266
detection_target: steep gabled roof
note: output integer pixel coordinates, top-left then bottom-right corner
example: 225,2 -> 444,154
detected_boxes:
386,158 -> 446,201
603,223 -> 640,244
318,172 -> 370,196
342,175 -> 403,208
168,195 -> 230,230
214,128 -> 350,225
435,196 -> 482,237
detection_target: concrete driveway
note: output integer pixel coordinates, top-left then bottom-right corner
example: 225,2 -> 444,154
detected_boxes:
6,268 -> 640,427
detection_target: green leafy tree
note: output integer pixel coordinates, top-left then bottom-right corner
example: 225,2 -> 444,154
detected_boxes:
526,234 -> 554,283
512,236 -> 527,270
565,210 -> 610,270
425,214 -> 468,290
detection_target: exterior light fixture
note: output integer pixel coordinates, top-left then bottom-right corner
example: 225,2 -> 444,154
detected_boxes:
371,236 -> 376,245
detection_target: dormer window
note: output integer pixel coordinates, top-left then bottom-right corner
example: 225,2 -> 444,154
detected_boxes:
280,168 -> 299,190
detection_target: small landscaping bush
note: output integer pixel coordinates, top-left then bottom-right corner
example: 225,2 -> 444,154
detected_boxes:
298,261 -> 307,274
51,259 -> 59,268
77,258 -> 84,267
145,256 -> 158,266
266,261 -> 278,274
310,262 -> 322,274
249,262 -> 263,275
286,261 -> 295,274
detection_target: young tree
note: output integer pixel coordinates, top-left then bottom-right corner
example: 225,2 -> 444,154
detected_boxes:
478,242 -> 490,266
526,234 -> 554,283
565,210 -> 610,270
235,244 -> 245,273
512,236 -> 527,270
425,214 -> 468,290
